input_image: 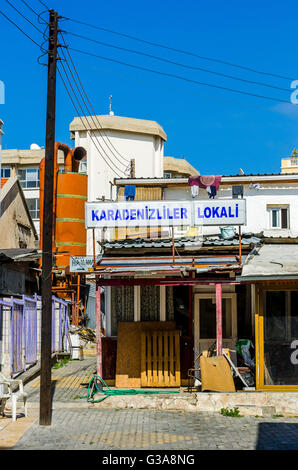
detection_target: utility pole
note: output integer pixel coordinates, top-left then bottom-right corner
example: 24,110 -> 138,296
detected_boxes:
39,9 -> 58,426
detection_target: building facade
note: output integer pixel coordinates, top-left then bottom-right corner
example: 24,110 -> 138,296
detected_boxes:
89,171 -> 298,390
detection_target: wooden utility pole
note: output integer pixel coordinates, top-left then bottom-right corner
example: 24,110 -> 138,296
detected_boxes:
39,9 -> 58,426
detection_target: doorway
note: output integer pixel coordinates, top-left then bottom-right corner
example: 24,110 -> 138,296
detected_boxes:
194,293 -> 237,367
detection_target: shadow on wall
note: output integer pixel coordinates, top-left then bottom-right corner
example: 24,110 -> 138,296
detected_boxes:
256,422 -> 298,450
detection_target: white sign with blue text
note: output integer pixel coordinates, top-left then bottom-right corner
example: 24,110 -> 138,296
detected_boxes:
193,200 -> 246,226
85,199 -> 246,228
85,201 -> 192,228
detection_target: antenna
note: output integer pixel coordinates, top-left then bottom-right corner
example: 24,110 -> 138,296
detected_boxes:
109,95 -> 114,115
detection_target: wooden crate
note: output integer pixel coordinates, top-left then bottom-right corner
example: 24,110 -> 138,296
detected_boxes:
141,330 -> 181,387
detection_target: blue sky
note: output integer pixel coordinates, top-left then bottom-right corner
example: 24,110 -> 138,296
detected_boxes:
1,0 -> 298,175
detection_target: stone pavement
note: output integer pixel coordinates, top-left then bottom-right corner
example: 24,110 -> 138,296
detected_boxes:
1,354 -> 298,450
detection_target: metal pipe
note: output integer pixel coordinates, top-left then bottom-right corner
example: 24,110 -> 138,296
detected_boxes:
216,283 -> 223,355
96,283 -> 102,377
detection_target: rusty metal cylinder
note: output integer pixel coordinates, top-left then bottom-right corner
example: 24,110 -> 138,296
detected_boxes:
54,171 -> 87,269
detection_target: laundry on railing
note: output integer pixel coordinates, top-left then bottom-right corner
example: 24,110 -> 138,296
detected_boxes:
124,185 -> 136,201
188,175 -> 222,199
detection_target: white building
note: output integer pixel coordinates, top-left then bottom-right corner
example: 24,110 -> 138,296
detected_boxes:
69,114 -> 167,254
114,172 -> 298,238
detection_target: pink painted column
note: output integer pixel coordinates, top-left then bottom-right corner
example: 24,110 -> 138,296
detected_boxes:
96,283 -> 102,377
216,283 -> 223,356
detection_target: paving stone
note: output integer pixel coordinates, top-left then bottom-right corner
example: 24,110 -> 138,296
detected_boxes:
2,355 -> 298,450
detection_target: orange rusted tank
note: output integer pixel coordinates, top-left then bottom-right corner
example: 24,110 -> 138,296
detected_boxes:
55,170 -> 87,268
39,142 -> 87,269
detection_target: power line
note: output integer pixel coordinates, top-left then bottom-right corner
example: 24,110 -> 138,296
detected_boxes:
59,31 -> 130,166
65,30 -> 290,94
79,61 -> 274,112
68,46 -> 292,105
4,0 -> 44,34
62,16 -> 294,82
0,9 -> 44,49
37,0 -> 49,9
19,0 -> 43,17
19,0 -> 47,23
59,44 -> 129,170
57,63 -> 127,178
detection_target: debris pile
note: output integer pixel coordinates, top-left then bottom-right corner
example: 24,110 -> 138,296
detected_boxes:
69,325 -> 96,347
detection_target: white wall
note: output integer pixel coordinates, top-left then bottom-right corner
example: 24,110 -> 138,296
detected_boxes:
74,128 -> 165,254
164,182 -> 298,238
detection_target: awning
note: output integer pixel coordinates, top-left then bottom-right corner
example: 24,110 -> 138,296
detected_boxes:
95,254 -> 246,275
237,244 -> 298,281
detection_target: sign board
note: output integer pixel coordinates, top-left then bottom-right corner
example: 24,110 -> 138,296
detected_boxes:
70,256 -> 94,273
85,199 -> 246,229
193,200 -> 246,226
85,201 -> 192,228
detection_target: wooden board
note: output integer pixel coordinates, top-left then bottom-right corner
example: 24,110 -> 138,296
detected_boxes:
102,337 -> 117,380
199,355 -> 235,392
141,329 -> 181,387
115,321 -> 176,388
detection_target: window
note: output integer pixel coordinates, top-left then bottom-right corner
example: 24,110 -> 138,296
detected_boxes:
18,168 -> 39,188
164,171 -> 172,178
79,160 -> 87,173
268,206 -> 289,229
26,198 -> 39,219
1,168 -> 11,178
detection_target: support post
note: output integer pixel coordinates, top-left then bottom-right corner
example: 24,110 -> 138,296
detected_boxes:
92,228 -> 96,268
172,227 -> 175,264
39,9 -> 58,426
188,286 -> 192,337
216,283 -> 223,356
96,282 -> 102,377
239,225 -> 242,264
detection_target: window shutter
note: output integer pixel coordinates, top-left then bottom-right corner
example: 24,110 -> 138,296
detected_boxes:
281,208 -> 288,229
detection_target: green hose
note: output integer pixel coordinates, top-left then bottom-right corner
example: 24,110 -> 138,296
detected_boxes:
80,375 -> 180,403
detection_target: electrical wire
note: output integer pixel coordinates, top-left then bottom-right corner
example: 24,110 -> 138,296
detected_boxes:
65,30 -> 290,94
62,16 -> 294,82
59,46 -> 129,171
57,64 -> 127,178
58,60 -> 127,176
58,55 -> 130,175
0,8 -> 44,49
68,46 -> 292,105
18,0 -> 48,25
4,0 -> 44,34
78,61 -> 273,112
59,31 -> 131,166
37,0 -> 49,9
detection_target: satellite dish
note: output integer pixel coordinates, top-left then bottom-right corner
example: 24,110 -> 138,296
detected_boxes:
239,168 -> 245,175
30,143 -> 41,150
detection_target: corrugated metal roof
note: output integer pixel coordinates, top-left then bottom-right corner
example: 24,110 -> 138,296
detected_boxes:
239,244 -> 298,280
0,249 -> 40,263
96,254 -> 246,275
102,235 -> 261,250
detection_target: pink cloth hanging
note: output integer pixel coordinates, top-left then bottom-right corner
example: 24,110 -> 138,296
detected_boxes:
188,175 -> 222,190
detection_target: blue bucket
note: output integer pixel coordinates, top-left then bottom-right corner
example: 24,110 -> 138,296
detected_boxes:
220,226 -> 235,239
